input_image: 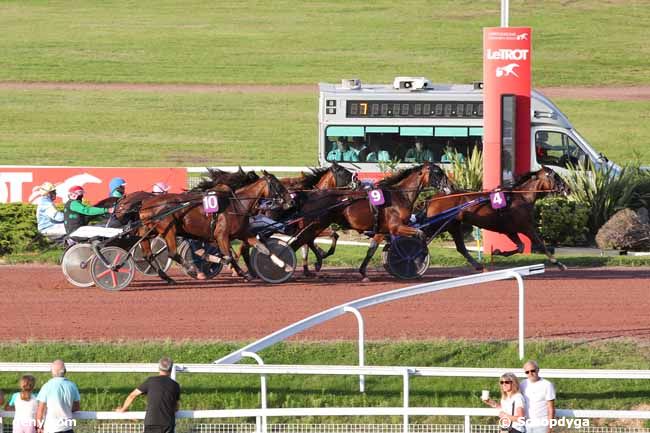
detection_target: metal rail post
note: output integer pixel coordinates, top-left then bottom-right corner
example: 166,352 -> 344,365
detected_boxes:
343,306 -> 365,392
506,271 -> 525,360
242,352 -> 267,433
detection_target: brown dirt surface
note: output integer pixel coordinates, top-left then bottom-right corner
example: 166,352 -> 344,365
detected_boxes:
0,82 -> 649,100
1,264 -> 649,342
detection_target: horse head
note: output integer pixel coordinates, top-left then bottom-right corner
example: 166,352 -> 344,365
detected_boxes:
261,171 -> 295,210
424,162 -> 454,193
329,162 -> 354,188
533,166 -> 571,196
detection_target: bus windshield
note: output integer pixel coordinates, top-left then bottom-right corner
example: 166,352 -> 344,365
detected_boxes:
324,126 -> 483,164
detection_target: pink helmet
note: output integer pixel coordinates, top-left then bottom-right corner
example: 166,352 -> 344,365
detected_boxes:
152,182 -> 170,194
68,185 -> 85,200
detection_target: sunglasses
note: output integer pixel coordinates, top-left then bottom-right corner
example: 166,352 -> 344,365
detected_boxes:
499,380 -> 512,385
525,370 -> 538,374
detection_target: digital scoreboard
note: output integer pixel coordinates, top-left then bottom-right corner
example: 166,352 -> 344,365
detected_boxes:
345,100 -> 483,119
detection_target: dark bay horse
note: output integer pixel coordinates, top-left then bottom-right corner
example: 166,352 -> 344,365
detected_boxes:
291,162 -> 452,281
278,163 -> 354,275
424,166 -> 570,270
138,172 -> 294,282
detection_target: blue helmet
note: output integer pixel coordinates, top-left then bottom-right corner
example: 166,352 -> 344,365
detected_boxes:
109,177 -> 127,193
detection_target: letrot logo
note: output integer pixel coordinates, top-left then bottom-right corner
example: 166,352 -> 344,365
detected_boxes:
56,173 -> 102,203
486,48 -> 529,61
516,33 -> 528,40
496,63 -> 520,78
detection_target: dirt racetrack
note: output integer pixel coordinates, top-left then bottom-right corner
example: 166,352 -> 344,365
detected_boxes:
1,264 -> 649,342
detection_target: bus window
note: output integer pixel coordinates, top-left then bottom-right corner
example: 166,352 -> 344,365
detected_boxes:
325,126 -> 483,164
535,131 -> 587,167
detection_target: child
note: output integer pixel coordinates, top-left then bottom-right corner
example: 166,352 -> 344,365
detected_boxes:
5,375 -> 38,433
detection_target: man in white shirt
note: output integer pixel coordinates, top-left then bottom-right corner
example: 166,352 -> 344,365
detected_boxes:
520,360 -> 556,433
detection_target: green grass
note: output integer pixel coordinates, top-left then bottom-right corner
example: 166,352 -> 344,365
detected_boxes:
0,340 -> 649,423
0,0 -> 648,86
1,90 -> 649,166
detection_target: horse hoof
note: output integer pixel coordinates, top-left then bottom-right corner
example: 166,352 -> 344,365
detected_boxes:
557,263 -> 567,271
303,270 -> 315,278
492,249 -> 502,256
361,277 -> 371,283
242,273 -> 254,282
165,279 -> 176,285
314,262 -> 323,272
196,272 -> 207,280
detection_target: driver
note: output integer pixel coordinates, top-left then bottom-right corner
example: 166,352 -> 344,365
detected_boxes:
64,186 -> 113,235
109,177 -> 127,198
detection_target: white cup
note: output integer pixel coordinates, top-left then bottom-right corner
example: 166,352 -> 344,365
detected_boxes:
481,390 -> 490,401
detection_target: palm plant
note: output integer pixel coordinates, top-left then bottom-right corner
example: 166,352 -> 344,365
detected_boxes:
442,146 -> 483,191
562,161 -> 650,237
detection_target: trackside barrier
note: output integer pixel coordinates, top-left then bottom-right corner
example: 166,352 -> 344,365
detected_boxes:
215,265 -> 545,375
2,407 -> 650,433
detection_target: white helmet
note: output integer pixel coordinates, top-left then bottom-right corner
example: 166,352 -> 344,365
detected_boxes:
152,182 -> 170,194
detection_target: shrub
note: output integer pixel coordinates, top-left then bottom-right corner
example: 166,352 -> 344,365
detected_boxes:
535,196 -> 590,246
562,161 -> 650,237
0,203 -> 49,255
442,147 -> 483,191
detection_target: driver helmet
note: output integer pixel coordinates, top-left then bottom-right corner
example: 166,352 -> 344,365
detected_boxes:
152,182 -> 170,194
108,177 -> 127,194
36,181 -> 58,196
68,185 -> 85,200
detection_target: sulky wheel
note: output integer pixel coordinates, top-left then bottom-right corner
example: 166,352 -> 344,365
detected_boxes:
250,238 -> 296,284
178,240 -> 223,280
90,246 -> 135,291
61,243 -> 95,288
383,236 -> 430,280
133,236 -> 172,276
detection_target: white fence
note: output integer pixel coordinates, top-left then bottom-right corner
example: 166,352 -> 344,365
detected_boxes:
2,363 -> 650,433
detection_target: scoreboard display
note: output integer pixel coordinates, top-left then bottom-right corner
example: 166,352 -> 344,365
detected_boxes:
345,100 -> 483,119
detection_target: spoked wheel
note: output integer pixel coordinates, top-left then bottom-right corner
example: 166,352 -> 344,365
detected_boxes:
382,237 -> 430,280
61,243 -> 95,287
133,236 -> 172,276
251,238 -> 296,284
90,246 -> 135,291
178,240 -> 223,280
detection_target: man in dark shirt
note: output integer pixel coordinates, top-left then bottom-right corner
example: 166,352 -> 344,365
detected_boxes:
116,357 -> 181,433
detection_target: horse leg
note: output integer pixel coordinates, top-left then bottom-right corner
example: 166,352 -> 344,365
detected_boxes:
218,235 -> 252,281
359,235 -> 381,282
492,233 -> 525,257
450,223 -> 483,271
522,228 -> 567,270
301,244 -> 316,277
241,242 -> 257,278
141,229 -> 176,285
317,230 -> 339,260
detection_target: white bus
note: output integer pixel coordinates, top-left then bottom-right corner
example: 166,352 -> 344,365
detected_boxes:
318,77 -> 615,179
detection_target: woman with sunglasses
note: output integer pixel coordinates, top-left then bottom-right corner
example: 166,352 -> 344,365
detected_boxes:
483,372 -> 527,433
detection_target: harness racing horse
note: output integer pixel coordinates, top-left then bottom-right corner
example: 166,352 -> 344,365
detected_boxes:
424,166 -> 570,270
138,171 -> 294,283
278,162 -> 354,275
291,162 -> 452,281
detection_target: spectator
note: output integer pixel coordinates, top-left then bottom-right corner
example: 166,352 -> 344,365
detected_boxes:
152,182 -> 171,195
108,178 -> 127,198
36,360 -> 80,433
327,138 -> 359,162
404,139 -> 433,163
6,375 -> 38,433
482,372 -> 526,433
33,182 -> 66,239
520,360 -> 556,433
116,357 -> 181,433
365,142 -> 390,163
63,186 -> 111,235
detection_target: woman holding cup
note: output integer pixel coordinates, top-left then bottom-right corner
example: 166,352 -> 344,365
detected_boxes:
482,372 -> 526,433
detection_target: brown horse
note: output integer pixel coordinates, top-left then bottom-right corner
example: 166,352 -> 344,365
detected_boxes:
423,166 -> 570,270
138,171 -> 294,283
290,162 -> 452,281
278,162 -> 354,275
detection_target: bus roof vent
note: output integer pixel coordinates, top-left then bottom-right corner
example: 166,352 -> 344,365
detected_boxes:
341,78 -> 361,89
393,76 -> 432,90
